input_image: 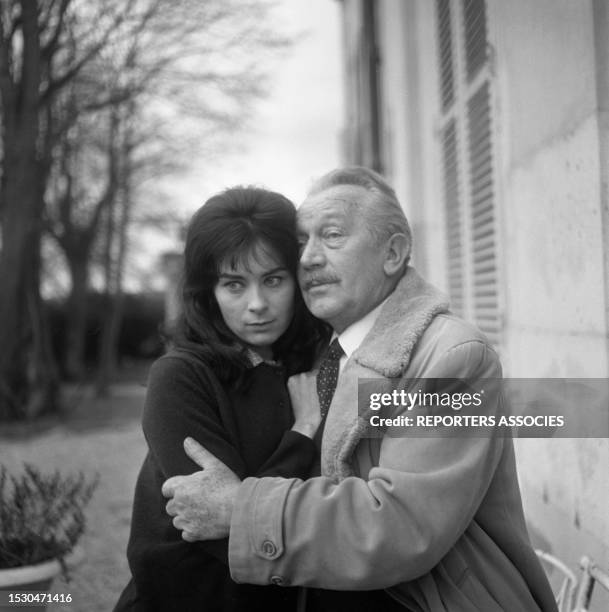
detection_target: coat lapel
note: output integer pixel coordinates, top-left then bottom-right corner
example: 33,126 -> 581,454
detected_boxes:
321,267 -> 449,481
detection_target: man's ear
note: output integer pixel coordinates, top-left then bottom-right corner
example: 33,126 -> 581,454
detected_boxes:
383,233 -> 410,276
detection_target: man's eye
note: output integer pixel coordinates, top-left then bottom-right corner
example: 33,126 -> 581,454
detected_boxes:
324,230 -> 343,240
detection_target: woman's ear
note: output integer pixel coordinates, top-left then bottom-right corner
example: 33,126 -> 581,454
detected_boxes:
383,233 -> 410,276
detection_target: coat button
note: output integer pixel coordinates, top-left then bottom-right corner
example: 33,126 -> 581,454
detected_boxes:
270,575 -> 285,586
261,540 -> 277,557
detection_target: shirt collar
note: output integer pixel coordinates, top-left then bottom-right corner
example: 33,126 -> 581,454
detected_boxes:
334,297 -> 388,359
245,347 -> 280,368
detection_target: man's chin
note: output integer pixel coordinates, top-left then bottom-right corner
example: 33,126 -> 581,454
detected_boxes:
305,297 -> 340,323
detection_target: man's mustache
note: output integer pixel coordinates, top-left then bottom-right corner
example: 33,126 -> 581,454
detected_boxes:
300,275 -> 340,290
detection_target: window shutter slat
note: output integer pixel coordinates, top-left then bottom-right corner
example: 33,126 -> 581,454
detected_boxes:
442,120 -> 465,315
463,0 -> 488,81
467,81 -> 498,340
436,0 -> 455,111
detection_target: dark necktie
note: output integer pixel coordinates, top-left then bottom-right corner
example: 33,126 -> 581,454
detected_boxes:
316,338 -> 344,419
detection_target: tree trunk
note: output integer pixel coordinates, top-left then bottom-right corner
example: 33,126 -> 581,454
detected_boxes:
96,139 -> 133,396
0,171 -> 38,418
95,286 -> 125,397
65,256 -> 90,380
26,230 -> 61,418
0,161 -> 59,419
95,184 -> 119,397
0,2 -> 59,420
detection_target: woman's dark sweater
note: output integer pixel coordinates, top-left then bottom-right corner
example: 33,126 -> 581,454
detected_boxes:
114,349 -> 316,612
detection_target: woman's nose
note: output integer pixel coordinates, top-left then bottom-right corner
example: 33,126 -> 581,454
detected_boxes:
247,286 -> 268,312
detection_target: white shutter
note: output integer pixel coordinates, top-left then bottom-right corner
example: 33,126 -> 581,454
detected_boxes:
468,81 -> 499,343
463,0 -> 489,82
437,0 -> 456,112
436,0 -> 500,344
442,120 -> 465,316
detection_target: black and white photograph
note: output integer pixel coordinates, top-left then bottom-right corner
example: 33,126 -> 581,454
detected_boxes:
0,1 -> 608,611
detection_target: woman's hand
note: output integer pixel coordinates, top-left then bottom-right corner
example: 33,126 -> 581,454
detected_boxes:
288,372 -> 321,439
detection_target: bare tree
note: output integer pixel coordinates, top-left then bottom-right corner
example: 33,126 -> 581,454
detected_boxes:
0,0 -> 131,418
45,103 -> 120,379
46,0 -> 287,385
0,0 -> 288,418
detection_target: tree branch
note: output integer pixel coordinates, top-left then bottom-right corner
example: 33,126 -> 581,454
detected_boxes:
0,5 -> 16,109
40,0 -> 137,104
40,0 -> 71,60
19,0 -> 41,117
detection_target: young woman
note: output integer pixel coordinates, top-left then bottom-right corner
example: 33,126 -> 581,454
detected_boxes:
114,187 -> 329,612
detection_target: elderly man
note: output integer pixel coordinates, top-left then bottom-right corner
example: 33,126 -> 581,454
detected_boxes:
162,168 -> 557,611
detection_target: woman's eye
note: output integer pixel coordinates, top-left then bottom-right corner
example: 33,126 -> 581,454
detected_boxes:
265,275 -> 283,287
224,281 -> 243,292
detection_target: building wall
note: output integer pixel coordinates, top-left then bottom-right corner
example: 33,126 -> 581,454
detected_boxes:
491,0 -> 607,379
373,0 -> 450,288
375,0 -> 438,278
487,0 -> 609,573
340,0 -> 383,169
341,0 -> 609,574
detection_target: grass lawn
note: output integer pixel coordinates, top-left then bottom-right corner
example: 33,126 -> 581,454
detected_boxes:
0,385 -> 148,611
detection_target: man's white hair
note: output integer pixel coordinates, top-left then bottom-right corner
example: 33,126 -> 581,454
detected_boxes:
307,166 -> 412,265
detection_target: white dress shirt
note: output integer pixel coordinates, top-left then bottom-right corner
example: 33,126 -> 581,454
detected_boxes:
333,297 -> 389,373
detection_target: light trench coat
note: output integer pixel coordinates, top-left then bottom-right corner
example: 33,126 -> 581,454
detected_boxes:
228,268 -> 558,612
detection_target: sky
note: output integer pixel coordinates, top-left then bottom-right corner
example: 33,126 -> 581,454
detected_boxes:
129,0 -> 345,289
201,0 -> 345,204
164,0 -> 343,217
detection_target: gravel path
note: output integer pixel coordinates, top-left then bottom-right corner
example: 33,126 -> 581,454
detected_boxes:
0,387 -> 148,612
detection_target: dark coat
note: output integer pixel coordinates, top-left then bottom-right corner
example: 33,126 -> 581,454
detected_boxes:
114,350 -> 315,612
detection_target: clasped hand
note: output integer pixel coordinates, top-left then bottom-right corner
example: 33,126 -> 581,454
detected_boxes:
162,438 -> 241,541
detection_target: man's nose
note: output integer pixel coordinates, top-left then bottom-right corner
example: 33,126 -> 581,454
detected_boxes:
299,238 -> 325,269
247,286 -> 268,312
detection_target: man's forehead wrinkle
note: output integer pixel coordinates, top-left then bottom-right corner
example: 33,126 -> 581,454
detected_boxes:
298,198 -> 353,220
322,197 -> 358,208
297,185 -> 375,233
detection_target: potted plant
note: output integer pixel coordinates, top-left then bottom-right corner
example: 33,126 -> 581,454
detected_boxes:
0,464 -> 98,611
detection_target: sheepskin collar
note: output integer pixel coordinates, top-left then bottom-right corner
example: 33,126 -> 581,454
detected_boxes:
351,266 -> 449,376
320,266 -> 449,480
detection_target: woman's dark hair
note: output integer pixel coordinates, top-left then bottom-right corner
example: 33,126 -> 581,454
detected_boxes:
171,186 -> 329,383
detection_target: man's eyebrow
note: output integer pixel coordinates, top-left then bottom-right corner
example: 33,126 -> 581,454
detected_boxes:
315,215 -> 349,227
299,212 -> 348,225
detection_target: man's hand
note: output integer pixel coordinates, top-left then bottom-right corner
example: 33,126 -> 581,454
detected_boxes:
161,438 -> 241,542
